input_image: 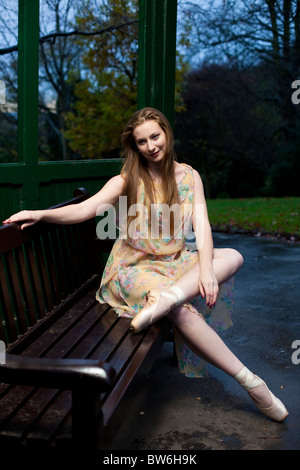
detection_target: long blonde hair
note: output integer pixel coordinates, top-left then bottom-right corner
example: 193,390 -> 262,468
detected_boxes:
121,107 -> 179,212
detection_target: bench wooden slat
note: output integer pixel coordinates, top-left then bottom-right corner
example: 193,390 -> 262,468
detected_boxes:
46,227 -> 70,299
25,390 -> 72,446
15,245 -> 40,328
6,250 -> 29,335
67,225 -> 84,286
58,226 -> 77,293
1,387 -> 59,441
66,308 -> 120,360
40,230 -> 61,306
41,305 -> 107,361
69,224 -> 87,281
23,240 -> 47,322
33,234 -> 56,312
0,384 -> 36,422
0,255 -> 19,342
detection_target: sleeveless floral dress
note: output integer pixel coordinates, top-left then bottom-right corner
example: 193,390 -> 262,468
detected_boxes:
96,164 -> 234,377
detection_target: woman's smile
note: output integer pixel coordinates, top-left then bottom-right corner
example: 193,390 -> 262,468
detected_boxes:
149,150 -> 160,158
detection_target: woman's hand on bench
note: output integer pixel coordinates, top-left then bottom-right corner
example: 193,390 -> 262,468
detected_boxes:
3,210 -> 43,230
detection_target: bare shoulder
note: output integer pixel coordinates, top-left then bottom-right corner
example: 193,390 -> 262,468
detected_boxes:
192,168 -> 203,185
174,162 -> 187,183
175,163 -> 203,186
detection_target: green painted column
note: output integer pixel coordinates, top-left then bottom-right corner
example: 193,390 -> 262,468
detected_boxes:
138,0 -> 178,126
18,0 -> 40,208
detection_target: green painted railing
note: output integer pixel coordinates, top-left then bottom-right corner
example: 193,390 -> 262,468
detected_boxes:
0,0 -> 178,222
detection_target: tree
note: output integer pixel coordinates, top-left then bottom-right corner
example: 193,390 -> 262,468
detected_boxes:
177,0 -> 300,196
38,0 -> 84,161
64,0 -> 139,159
175,63 -> 279,198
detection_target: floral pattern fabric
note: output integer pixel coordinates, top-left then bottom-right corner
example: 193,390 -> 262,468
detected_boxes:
96,164 -> 234,377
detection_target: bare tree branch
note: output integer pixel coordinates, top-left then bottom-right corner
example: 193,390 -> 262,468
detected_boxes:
0,20 -> 138,55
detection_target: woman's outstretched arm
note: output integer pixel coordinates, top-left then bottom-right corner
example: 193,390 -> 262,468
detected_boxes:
3,174 -> 125,230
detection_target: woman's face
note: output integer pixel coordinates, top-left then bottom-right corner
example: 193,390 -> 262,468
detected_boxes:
133,120 -> 167,168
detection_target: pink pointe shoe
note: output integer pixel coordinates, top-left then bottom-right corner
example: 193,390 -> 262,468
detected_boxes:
235,367 -> 288,422
129,286 -> 185,334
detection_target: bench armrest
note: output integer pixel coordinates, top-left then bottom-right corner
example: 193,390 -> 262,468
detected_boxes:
0,354 -> 115,392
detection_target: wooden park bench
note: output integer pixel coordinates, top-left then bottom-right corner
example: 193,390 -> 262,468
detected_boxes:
0,188 -> 171,450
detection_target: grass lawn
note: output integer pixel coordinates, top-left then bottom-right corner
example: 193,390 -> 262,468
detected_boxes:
206,197 -> 300,238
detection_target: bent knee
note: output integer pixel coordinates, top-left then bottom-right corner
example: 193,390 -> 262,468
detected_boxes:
222,248 -> 244,271
230,248 -> 244,270
168,305 -> 202,327
214,247 -> 244,274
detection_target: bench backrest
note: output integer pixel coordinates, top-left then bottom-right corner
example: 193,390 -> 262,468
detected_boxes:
0,188 -> 100,345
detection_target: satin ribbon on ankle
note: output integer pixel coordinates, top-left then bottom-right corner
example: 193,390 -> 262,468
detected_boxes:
163,285 -> 186,307
235,366 -> 263,391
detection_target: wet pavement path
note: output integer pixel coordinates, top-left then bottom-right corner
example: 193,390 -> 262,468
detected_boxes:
111,233 -> 300,451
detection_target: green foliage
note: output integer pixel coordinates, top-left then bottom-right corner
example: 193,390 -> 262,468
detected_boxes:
207,198 -> 300,237
64,74 -> 137,158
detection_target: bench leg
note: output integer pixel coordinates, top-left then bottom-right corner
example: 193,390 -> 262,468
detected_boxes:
72,388 -> 103,450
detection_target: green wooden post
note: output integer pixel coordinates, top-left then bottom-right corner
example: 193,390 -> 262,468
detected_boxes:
138,0 -> 178,126
18,0 -> 40,208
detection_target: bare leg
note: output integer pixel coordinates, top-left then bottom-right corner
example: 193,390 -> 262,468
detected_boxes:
169,304 -> 243,377
169,305 -> 288,422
